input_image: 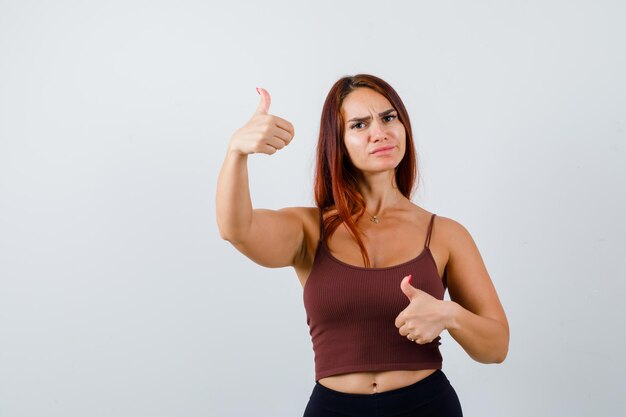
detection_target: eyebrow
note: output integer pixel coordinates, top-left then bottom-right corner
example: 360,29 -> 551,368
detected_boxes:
347,108 -> 397,123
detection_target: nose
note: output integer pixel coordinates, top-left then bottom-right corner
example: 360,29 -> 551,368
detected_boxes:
370,119 -> 387,141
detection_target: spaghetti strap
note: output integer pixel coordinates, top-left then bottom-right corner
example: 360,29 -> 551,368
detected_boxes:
424,213 -> 436,249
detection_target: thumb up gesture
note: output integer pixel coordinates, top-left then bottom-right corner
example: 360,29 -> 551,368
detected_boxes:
228,88 -> 295,156
395,275 -> 448,344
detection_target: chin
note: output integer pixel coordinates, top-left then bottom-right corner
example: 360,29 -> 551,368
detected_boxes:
362,164 -> 398,174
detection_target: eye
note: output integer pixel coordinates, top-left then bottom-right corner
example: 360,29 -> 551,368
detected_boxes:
383,114 -> 397,122
350,122 -> 366,130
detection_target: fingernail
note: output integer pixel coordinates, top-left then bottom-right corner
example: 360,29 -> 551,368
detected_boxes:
407,274 -> 412,284
256,87 -> 260,95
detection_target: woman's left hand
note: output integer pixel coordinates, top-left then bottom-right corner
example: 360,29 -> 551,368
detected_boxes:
395,275 -> 449,344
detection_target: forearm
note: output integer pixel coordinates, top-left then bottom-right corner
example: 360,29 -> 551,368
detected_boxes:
216,147 -> 253,243
443,301 -> 509,363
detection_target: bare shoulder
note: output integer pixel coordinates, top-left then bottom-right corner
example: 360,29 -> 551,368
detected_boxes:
284,206 -> 319,230
431,215 -> 475,247
434,215 -> 492,271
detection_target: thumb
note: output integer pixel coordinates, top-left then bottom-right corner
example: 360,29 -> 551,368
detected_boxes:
255,87 -> 271,114
400,275 -> 418,300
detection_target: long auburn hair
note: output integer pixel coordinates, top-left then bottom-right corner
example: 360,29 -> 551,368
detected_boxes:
314,74 -> 420,268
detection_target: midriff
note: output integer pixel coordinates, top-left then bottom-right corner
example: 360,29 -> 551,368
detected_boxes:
318,369 -> 438,394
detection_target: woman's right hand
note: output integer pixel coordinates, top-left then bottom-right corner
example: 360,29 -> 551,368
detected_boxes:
227,88 -> 295,156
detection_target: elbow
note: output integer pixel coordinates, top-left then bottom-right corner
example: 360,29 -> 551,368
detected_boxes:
218,228 -> 233,242
218,228 -> 234,243
474,348 -> 508,365
492,321 -> 510,364
216,217 -> 251,245
217,222 -> 247,244
492,337 -> 510,364
220,232 -> 244,246
473,336 -> 509,364
493,348 -> 508,364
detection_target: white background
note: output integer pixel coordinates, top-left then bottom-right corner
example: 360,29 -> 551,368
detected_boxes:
1,1 -> 625,416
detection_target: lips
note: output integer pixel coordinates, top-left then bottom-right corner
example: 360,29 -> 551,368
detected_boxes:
371,145 -> 395,154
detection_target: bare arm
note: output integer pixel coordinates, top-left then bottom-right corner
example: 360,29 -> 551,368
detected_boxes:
216,88 -> 303,268
396,217 -> 508,364
442,218 -> 510,363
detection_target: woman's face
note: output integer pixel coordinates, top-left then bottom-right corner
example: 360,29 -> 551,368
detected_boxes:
340,88 -> 406,174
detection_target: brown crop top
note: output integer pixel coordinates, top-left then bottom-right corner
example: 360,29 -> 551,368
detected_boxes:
302,210 -> 447,382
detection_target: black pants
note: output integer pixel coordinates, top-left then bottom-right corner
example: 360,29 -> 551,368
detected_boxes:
303,369 -> 463,417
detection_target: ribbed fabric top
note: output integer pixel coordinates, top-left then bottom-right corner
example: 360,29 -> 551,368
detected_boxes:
303,211 -> 447,382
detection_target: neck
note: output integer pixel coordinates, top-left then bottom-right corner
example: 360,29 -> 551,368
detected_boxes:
358,172 -> 404,216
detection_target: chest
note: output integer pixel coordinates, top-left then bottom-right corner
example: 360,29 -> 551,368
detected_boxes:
302,242 -> 446,323
326,223 -> 425,268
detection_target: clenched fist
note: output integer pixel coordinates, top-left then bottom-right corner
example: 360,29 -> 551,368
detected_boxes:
227,88 -> 295,156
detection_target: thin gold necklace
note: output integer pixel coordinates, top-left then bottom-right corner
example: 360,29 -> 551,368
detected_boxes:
364,208 -> 381,224
363,194 -> 403,224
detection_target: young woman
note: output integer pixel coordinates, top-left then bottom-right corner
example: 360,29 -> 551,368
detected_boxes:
216,74 -> 509,416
